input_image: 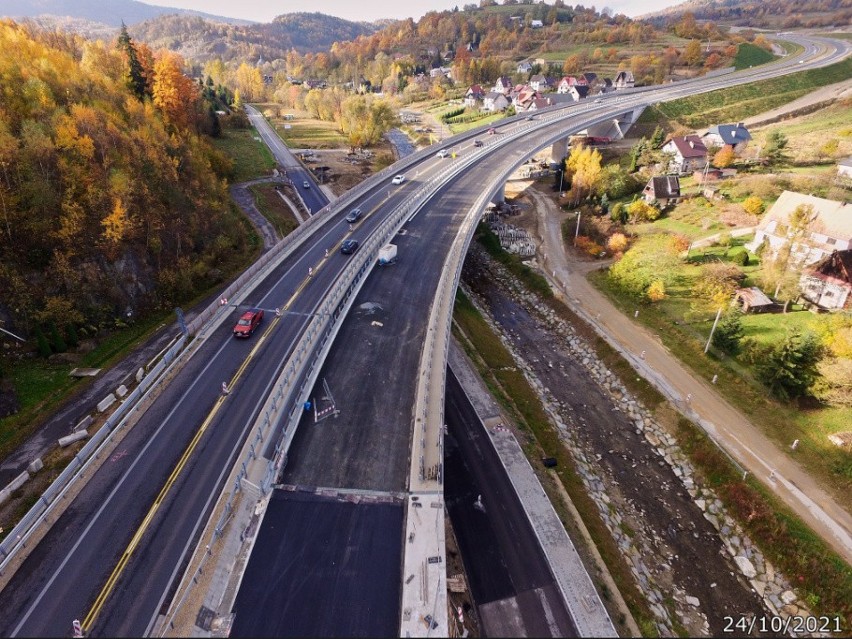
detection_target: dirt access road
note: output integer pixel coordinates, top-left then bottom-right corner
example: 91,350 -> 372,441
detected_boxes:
525,186 -> 852,565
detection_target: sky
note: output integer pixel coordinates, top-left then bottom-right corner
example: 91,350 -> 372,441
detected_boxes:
144,0 -> 680,24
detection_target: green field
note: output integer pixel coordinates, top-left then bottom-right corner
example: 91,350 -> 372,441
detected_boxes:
733,42 -> 776,70
211,127 -> 275,183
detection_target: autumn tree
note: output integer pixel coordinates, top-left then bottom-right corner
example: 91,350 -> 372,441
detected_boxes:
692,262 -> 744,313
681,40 -> 703,67
713,146 -> 735,168
626,198 -> 660,222
152,51 -> 199,131
234,62 -> 265,102
608,235 -> 682,299
564,144 -> 602,205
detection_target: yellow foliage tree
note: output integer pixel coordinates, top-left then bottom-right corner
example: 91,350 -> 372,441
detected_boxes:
647,279 -> 667,302
713,146 -> 735,168
742,196 -> 765,216
152,51 -> 199,131
102,198 -> 131,258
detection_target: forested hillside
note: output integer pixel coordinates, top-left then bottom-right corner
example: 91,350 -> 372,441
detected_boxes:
130,12 -> 379,63
643,0 -> 851,29
0,20 -> 246,342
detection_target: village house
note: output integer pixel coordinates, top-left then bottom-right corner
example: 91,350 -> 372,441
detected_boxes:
530,19 -> 544,28
525,97 -> 553,112
614,70 -> 635,89
799,250 -> 852,311
642,176 -> 682,207
661,135 -> 708,174
566,85 -> 590,102
529,75 -> 553,92
702,122 -> 752,154
579,72 -> 598,86
557,76 -> 579,93
483,91 -> 510,112
429,66 -> 452,79
493,76 -> 513,95
464,85 -> 485,108
746,191 -> 852,266
516,60 -> 533,74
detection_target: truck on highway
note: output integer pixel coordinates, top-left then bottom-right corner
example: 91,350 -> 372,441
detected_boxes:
378,244 -> 397,265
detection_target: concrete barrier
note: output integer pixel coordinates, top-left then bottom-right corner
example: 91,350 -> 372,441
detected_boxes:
0,471 -> 31,506
136,367 -> 145,383
27,458 -> 43,474
75,415 -> 94,432
116,384 -> 128,398
58,430 -> 89,448
97,393 -> 116,413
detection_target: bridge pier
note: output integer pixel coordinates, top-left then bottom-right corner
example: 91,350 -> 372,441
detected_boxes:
492,183 -> 505,204
550,137 -> 569,164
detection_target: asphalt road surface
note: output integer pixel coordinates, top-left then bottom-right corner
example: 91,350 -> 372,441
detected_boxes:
245,105 -> 330,214
444,369 -> 577,638
230,490 -> 403,637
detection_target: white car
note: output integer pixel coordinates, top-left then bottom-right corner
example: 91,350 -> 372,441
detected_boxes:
302,180 -> 310,188
391,175 -> 405,185
594,98 -> 603,103
436,149 -> 448,158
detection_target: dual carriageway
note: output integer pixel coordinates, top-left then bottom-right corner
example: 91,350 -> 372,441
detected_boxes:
0,33 -> 848,638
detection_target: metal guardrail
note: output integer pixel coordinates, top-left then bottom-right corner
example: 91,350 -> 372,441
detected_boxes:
0,336 -> 187,569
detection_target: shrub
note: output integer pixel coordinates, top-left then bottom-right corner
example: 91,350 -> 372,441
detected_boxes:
729,248 -> 749,266
49,321 -> 67,353
575,235 -> 605,257
742,196 -> 765,216
607,233 -> 628,253
35,326 -> 52,358
717,231 -> 733,247
647,280 -> 666,302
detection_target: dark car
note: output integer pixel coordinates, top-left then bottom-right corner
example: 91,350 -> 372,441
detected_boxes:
345,208 -> 363,223
233,308 -> 264,338
340,239 -> 359,254
473,139 -> 483,147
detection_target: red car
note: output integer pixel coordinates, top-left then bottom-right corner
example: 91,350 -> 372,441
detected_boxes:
233,308 -> 264,338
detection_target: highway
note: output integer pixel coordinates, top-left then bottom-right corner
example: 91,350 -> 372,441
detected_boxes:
0,33 -> 847,638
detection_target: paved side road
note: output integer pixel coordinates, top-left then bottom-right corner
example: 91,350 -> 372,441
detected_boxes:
528,187 -> 852,565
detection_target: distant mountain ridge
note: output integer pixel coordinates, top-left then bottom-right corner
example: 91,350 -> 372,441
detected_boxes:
130,12 -> 380,61
0,0 -> 252,27
638,0 -> 850,28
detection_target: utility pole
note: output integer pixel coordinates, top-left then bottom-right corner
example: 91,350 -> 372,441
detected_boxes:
574,211 -> 581,246
704,307 -> 723,354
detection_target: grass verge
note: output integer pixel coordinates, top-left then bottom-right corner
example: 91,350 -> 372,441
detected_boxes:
644,57 -> 852,129
248,183 -> 300,238
734,42 -> 776,70
211,128 -> 276,183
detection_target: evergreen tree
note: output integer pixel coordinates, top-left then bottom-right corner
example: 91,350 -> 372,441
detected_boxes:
712,312 -> 744,355
650,126 -> 665,149
35,326 -> 52,358
49,321 -> 67,353
117,23 -> 147,100
756,330 -> 823,401
66,323 -> 79,348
